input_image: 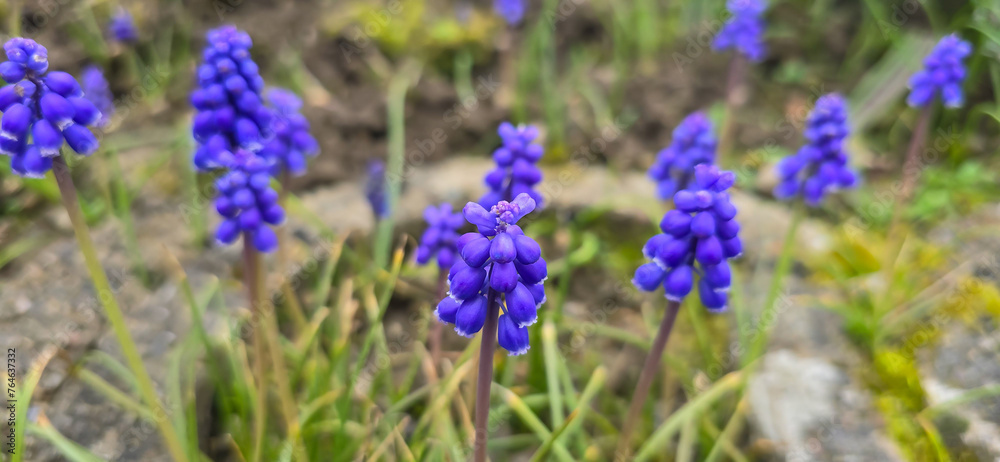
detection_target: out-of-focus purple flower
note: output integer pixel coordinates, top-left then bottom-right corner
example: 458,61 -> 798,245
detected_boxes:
773,94 -> 858,206
213,149 -> 284,253
712,0 -> 767,62
481,122 -> 544,209
494,0 -> 526,25
907,34 -> 972,108
416,203 -> 465,270
81,66 -> 114,128
0,38 -> 102,178
436,193 -> 546,355
366,160 -> 389,219
634,165 -> 741,311
109,8 -> 139,44
190,25 -> 272,171
259,88 -> 318,177
648,112 -> 717,200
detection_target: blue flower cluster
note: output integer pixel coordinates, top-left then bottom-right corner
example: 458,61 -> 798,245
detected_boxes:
214,149 -> 285,253
494,0 -> 526,25
0,38 -> 102,178
648,112 -> 717,200
773,93 -> 858,206
481,122 -> 544,209
260,88 -> 319,177
416,203 -> 465,270
109,8 -> 139,44
907,34 -> 972,108
81,66 -> 114,128
634,165 -> 741,311
365,160 -> 389,219
191,26 -> 272,171
435,193 -> 547,355
712,0 -> 767,62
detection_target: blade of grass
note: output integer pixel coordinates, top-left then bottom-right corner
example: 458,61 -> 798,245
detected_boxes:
496,385 -> 575,462
530,366 -> 606,462
541,321 -> 565,430
12,347 -> 57,462
26,420 -> 104,462
633,372 -> 743,461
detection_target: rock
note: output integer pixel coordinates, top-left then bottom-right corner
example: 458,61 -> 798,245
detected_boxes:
748,349 -> 901,461
919,319 -> 1000,460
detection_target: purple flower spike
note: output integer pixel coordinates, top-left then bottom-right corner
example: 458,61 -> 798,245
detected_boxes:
480,122 -> 545,209
439,193 -> 547,355
365,160 -> 389,219
0,37 -> 103,177
712,0 -> 767,62
416,203 -> 465,270
773,93 -> 858,206
648,112 -> 717,200
494,0 -> 526,26
81,66 -> 114,127
109,8 -> 139,44
191,26 -> 272,171
907,34 -> 972,108
634,165 -> 741,312
259,88 -> 319,176
213,149 -> 285,253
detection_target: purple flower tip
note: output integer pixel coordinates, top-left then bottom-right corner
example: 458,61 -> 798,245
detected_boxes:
258,87 -> 318,177
907,34 -> 972,109
109,8 -> 139,44
191,25 -> 272,172
773,93 -> 858,206
712,0 -> 767,61
649,112 -> 717,200
480,121 -> 545,209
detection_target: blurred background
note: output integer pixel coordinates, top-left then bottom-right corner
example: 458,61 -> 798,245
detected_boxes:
2,0 -> 1000,461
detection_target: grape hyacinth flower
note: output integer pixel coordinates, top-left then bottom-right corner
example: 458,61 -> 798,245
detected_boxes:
634,165 -> 742,310
259,88 -> 319,177
480,122 -> 544,209
773,93 -> 858,206
81,66 -> 114,128
436,193 -> 546,351
109,7 -> 139,44
365,160 -> 389,219
191,25 -> 272,171
494,0 -> 526,25
619,165 -> 741,456
712,0 -> 767,62
416,203 -> 465,270
0,38 -> 103,178
435,193 -> 546,462
907,34 -> 972,108
648,112 -> 717,200
213,149 -> 285,253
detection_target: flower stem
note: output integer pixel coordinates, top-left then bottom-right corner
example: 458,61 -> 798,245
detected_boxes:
876,105 -> 933,328
51,155 -> 188,462
616,299 -> 682,460
242,240 -> 268,462
899,106 -> 934,204
277,171 -> 308,332
473,288 -> 500,462
718,54 -> 748,167
746,204 -> 803,365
